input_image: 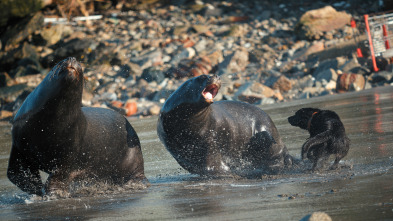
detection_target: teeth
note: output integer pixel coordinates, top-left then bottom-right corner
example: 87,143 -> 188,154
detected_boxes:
205,92 -> 213,100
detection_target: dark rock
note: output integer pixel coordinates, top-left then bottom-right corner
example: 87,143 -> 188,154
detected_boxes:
0,0 -> 48,27
315,68 -> 337,82
141,67 -> 166,84
313,58 -> 345,77
117,64 -> 132,78
1,12 -> 44,50
152,89 -> 175,103
0,42 -> 39,73
42,38 -> 93,68
9,65 -> 41,78
368,71 -> 393,85
349,66 -> 370,75
1,89 -> 31,113
0,72 -> 14,87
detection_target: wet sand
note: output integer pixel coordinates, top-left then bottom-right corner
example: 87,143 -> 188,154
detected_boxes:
1,86 -> 393,220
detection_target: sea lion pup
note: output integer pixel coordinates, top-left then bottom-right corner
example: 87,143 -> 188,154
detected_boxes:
157,75 -> 293,177
288,108 -> 350,171
8,57 -> 147,196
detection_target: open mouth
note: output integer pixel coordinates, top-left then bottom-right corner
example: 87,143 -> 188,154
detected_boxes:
202,84 -> 219,102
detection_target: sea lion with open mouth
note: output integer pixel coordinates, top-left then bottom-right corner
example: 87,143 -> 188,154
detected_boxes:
157,75 -> 293,177
8,57 -> 147,196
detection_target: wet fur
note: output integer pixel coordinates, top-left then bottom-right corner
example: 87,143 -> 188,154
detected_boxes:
7,58 -> 147,196
288,108 -> 350,171
158,75 -> 293,177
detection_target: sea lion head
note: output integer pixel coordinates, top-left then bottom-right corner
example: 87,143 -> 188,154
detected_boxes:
13,57 -> 84,120
52,57 -> 83,84
200,75 -> 221,104
161,75 -> 221,114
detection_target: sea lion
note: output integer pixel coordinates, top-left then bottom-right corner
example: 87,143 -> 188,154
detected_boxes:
7,57 -> 147,196
288,108 -> 350,171
157,75 -> 293,177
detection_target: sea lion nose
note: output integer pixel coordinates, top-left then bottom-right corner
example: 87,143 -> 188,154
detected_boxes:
66,57 -> 82,77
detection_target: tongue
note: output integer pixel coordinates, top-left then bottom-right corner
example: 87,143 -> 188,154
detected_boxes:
205,92 -> 213,100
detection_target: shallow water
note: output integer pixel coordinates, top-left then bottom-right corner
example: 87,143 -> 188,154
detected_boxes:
1,86 -> 393,220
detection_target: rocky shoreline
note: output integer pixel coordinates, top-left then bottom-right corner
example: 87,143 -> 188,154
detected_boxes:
1,0 -> 392,120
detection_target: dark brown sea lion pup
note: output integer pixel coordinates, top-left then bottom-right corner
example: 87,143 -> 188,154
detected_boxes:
8,57 -> 147,196
288,108 -> 350,171
157,75 -> 293,177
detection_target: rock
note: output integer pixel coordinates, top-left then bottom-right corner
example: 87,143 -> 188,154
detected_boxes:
1,12 -> 44,50
292,41 -> 325,61
125,100 -> 138,116
130,49 -> 163,70
340,57 -> 361,73
336,73 -> 365,93
292,75 -> 314,89
271,75 -> 292,92
295,6 -> 351,40
325,80 -> 337,90
235,82 -> 275,104
0,83 -> 32,103
315,68 -> 338,82
313,58 -> 346,77
0,42 -> 40,74
152,88 -> 175,103
38,24 -> 65,46
170,56 -> 212,78
205,49 -> 224,66
300,212 -> 332,221
225,25 -> 245,37
368,71 -> 393,85
148,104 -> 161,115
99,92 -> 117,101
42,38 -> 93,68
141,67 -> 166,83
0,110 -> 13,120
218,47 -> 249,74
170,47 -> 196,65
0,72 -> 14,87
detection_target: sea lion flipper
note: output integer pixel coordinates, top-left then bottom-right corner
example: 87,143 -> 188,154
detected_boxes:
7,145 -> 44,196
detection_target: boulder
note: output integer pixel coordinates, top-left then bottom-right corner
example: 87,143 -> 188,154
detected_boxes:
1,12 -> 44,50
295,6 -> 351,40
235,82 -> 275,104
336,73 -> 365,93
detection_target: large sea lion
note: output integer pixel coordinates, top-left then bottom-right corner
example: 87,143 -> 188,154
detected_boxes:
157,75 -> 293,177
8,57 -> 147,196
